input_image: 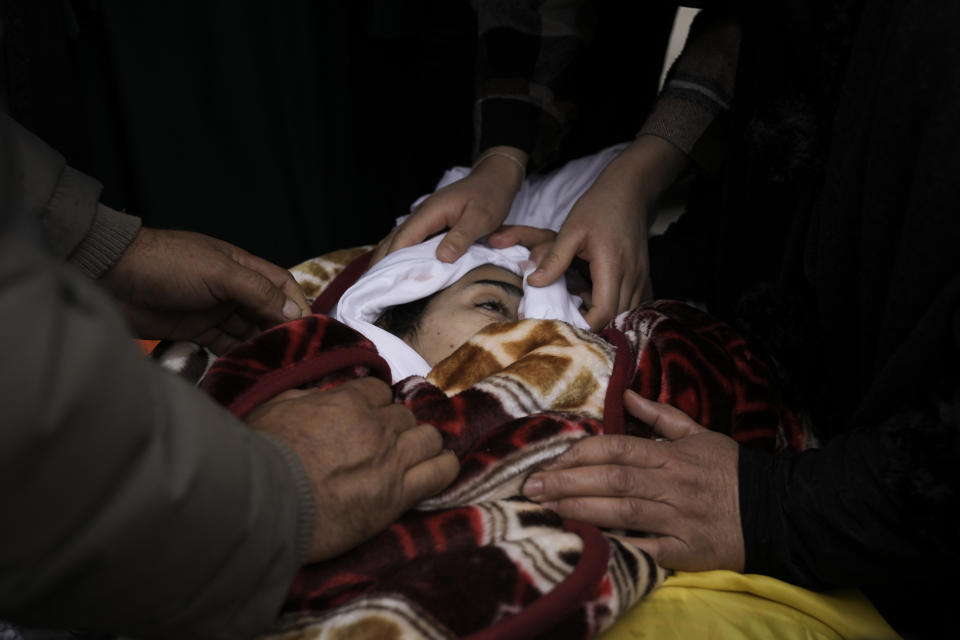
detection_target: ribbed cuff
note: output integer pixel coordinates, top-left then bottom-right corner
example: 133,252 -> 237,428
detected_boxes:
257,432 -> 317,566
638,96 -> 718,158
43,166 -> 104,258
69,204 -> 143,279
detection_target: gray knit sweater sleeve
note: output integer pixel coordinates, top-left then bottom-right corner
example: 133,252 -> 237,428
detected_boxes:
1,111 -> 314,638
0,113 -> 141,276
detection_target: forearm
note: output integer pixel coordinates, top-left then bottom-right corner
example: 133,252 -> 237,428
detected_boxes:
639,7 -> 741,169
602,135 -> 691,210
474,3 -> 739,172
0,235 -> 312,637
0,112 -> 140,277
473,0 -> 591,164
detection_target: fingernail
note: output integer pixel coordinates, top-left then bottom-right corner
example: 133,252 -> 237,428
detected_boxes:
437,245 -> 457,262
542,501 -> 557,511
283,298 -> 302,320
522,477 -> 543,497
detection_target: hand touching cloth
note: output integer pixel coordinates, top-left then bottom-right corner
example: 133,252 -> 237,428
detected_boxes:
371,145 -> 528,266
101,221 -> 311,354
371,144 -> 632,302
522,389 -> 745,573
492,135 -> 690,330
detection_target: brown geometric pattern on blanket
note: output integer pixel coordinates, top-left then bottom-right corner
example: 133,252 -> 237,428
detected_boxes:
289,245 -> 374,304
198,296 -> 805,639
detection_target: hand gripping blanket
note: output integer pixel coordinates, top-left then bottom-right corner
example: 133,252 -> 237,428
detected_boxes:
195,268 -> 807,639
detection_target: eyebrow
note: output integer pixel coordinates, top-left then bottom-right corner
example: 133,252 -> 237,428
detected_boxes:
468,278 -> 524,299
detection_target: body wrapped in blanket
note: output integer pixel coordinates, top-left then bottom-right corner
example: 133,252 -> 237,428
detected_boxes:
201,293 -> 805,639
148,146 -> 825,638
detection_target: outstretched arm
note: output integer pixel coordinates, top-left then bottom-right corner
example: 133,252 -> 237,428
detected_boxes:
492,8 -> 741,329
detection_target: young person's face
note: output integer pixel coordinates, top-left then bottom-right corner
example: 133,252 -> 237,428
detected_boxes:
408,265 -> 523,366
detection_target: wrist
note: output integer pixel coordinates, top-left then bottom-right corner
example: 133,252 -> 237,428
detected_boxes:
611,135 -> 691,203
472,145 -> 529,192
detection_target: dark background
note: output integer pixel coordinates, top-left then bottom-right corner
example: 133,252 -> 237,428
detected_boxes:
2,0 -> 674,268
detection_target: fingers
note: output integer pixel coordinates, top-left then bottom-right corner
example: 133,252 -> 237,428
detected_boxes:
628,282 -> 644,311
402,449 -> 460,506
395,422 -> 444,466
583,254 -> 621,330
193,327 -> 241,356
384,198 -> 455,259
370,227 -> 399,267
637,275 -> 654,304
528,242 -> 553,268
215,260 -> 304,328
233,249 -> 312,318
623,391 -> 707,440
526,227 -> 583,289
550,434 -> 666,470
487,225 -> 557,250
218,312 -> 259,342
267,388 -> 315,401
338,376 -> 396,408
543,495 -> 675,532
523,464 -> 667,503
436,198 -> 503,262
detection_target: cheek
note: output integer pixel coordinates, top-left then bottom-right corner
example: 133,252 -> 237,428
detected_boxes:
418,314 -> 491,363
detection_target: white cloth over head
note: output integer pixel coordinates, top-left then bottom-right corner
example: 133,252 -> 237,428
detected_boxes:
335,143 -> 627,382
411,142 -> 629,232
335,235 -> 588,382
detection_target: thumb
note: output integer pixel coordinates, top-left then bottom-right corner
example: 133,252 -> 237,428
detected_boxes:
386,196 -> 457,258
217,262 -> 301,327
232,250 -> 311,318
623,390 -> 707,440
526,228 -> 582,288
436,199 -> 502,263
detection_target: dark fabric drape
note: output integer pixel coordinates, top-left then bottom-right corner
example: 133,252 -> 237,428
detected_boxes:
2,0 -> 479,267
653,2 -> 960,635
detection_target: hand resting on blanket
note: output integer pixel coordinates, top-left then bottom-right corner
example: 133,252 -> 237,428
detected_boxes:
195,249 -> 806,636
246,377 -> 460,563
522,389 -> 745,573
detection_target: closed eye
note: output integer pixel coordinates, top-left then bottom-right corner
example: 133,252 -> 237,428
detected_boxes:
476,299 -> 510,315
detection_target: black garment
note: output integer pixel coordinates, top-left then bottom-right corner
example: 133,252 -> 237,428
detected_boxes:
652,2 -> 960,637
1,0 -> 478,268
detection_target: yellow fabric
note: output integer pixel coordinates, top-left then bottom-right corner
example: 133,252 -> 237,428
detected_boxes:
599,571 -> 900,640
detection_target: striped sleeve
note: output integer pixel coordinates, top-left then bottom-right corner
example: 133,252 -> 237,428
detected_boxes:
639,9 -> 740,159
473,0 -> 592,166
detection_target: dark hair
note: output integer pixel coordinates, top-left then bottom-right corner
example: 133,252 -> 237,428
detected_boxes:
374,293 -> 438,341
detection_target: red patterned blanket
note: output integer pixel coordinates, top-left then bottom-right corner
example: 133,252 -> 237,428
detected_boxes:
195,283 -> 806,638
